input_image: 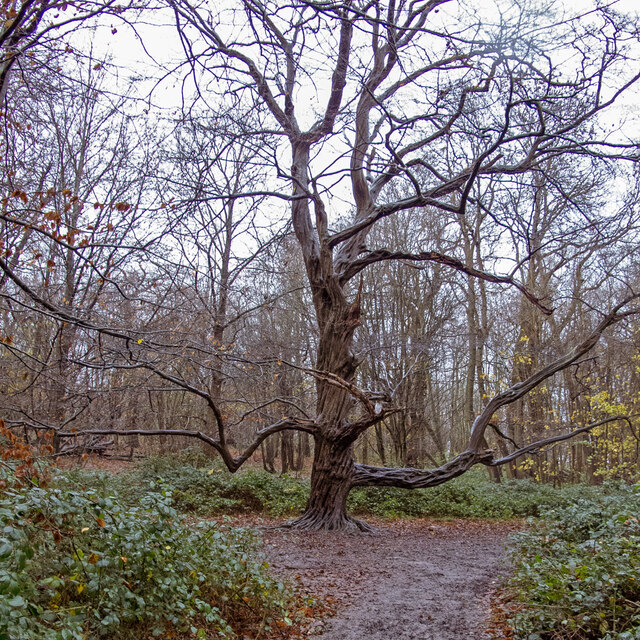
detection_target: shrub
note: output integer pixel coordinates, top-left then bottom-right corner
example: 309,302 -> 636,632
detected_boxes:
62,458 -> 626,522
347,472 -> 611,520
0,472 -> 293,640
507,485 -> 640,640
62,459 -> 311,518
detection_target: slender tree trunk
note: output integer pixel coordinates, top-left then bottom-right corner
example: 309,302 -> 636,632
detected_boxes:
262,437 -> 277,473
293,432 -> 306,471
374,423 -> 386,465
280,431 -> 294,474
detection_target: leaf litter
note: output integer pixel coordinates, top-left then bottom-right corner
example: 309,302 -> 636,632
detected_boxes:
241,517 -> 519,640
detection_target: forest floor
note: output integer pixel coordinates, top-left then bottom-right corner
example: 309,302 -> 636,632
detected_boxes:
249,517 -> 519,640
64,458 -> 520,638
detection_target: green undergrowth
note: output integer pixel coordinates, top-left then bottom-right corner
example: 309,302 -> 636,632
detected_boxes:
507,484 -> 640,640
14,451 -> 639,639
0,463 -> 296,640
61,457 -> 310,518
349,474 -> 609,519
61,452 -> 632,521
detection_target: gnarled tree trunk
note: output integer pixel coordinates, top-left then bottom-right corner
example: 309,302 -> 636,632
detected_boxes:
287,435 -> 371,531
285,275 -> 370,530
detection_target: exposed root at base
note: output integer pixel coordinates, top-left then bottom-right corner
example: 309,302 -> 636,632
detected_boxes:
281,511 -> 376,533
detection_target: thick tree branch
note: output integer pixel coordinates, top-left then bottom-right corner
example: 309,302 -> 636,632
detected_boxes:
352,297 -> 638,489
307,3 -> 353,140
329,189 -> 463,253
351,449 -> 494,488
467,296 -> 639,451
352,416 -> 633,488
339,249 -> 553,314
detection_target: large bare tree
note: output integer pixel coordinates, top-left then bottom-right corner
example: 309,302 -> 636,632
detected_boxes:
154,0 -> 639,529
2,0 -> 640,530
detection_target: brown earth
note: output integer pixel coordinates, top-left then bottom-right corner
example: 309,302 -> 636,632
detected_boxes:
257,518 -> 518,640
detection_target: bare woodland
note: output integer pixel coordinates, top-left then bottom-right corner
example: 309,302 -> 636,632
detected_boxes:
1,0 -> 640,529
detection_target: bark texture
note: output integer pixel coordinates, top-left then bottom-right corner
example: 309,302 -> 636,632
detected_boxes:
286,429 -> 372,532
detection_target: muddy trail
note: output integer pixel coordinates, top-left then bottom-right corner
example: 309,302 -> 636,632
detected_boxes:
259,519 -> 517,640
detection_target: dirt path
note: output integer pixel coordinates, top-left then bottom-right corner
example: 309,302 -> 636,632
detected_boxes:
259,519 -> 515,640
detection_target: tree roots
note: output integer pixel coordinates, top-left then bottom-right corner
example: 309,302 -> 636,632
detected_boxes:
282,510 -> 376,533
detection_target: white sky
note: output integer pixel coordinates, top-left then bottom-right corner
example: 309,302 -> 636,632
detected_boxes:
80,0 -> 640,111
66,0 -> 640,223
49,0 -> 640,284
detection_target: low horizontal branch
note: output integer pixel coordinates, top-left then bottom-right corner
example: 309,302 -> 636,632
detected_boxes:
56,427 -> 224,450
351,449 -> 494,489
9,419 -> 318,472
352,415 -> 633,489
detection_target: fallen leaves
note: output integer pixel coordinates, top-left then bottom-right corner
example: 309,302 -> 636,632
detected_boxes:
486,587 -> 521,640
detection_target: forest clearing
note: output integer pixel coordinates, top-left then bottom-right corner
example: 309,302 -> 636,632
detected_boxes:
2,0 -> 640,637
1,449 -> 639,639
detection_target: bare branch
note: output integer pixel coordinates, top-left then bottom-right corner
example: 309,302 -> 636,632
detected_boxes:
351,449 -> 494,488
13,419 -> 318,472
339,248 -> 554,314
487,416 -> 632,466
467,296 -> 640,451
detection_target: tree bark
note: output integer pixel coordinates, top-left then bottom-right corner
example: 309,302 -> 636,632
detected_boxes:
284,263 -> 364,528
286,434 -> 372,532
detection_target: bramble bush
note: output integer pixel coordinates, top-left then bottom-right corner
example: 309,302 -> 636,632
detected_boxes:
0,467 -> 294,640
507,485 -> 640,640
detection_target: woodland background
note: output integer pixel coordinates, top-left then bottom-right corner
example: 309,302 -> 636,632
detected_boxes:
1,0 -> 640,485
